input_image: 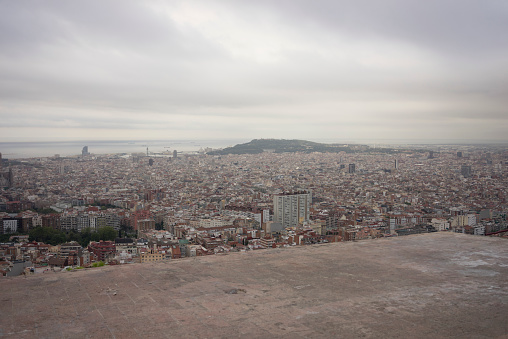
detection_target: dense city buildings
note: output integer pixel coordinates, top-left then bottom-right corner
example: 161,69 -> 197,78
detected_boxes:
88,240 -> 116,262
2,0 -> 507,335
0,142 -> 507,275
0,141 -> 507,339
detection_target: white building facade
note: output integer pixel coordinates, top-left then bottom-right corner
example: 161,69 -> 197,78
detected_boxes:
273,191 -> 311,228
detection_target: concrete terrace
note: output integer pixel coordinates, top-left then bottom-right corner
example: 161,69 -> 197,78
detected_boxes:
1,232 -> 507,338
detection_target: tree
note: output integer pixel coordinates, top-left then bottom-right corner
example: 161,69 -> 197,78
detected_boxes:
91,231 -> 101,242
120,223 -> 135,238
29,226 -> 67,245
36,207 -> 59,215
97,227 -> 116,241
0,233 -> 15,242
80,228 -> 93,247
29,227 -> 45,242
67,230 -> 81,243
27,225 -> 121,246
49,233 -> 66,245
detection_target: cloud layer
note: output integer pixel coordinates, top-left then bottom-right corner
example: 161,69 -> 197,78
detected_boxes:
1,0 -> 507,142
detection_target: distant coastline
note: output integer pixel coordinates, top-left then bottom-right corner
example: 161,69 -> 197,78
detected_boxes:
1,138 -> 507,159
0,139 -> 248,159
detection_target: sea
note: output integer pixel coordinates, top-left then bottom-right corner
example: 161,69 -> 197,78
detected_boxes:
1,138 -> 504,159
0,139 -> 249,159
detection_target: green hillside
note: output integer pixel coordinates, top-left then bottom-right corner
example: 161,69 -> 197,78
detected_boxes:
207,139 -> 369,155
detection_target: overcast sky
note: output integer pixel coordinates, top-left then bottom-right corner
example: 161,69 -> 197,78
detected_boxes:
1,0 -> 507,143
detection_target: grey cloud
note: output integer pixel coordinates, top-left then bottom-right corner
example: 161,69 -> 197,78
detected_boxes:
254,0 -> 508,58
0,0 -> 507,142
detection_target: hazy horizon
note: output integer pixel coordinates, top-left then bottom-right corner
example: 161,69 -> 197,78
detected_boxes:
2,138 -> 507,160
3,137 -> 508,145
1,1 -> 507,142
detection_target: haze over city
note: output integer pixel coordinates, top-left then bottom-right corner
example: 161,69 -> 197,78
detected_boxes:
1,3 -> 508,337
1,0 -> 508,142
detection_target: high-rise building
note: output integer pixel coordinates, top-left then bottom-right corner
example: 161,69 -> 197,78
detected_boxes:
0,154 -> 13,188
2,218 -> 20,234
273,191 -> 311,228
82,146 -> 89,156
457,151 -> 463,158
428,151 -> 434,159
173,150 -> 178,159
348,163 -> 356,173
394,159 -> 399,170
461,165 -> 472,178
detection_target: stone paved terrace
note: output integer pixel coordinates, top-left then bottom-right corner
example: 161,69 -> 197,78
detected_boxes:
1,233 -> 507,338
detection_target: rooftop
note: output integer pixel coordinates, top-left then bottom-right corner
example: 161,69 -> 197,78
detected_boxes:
1,233 -> 507,338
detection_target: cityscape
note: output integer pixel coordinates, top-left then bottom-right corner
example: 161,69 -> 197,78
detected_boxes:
2,0 -> 508,337
1,140 -> 507,272
1,140 -> 507,337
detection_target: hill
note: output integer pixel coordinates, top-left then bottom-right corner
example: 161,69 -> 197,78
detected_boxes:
207,139 -> 370,155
